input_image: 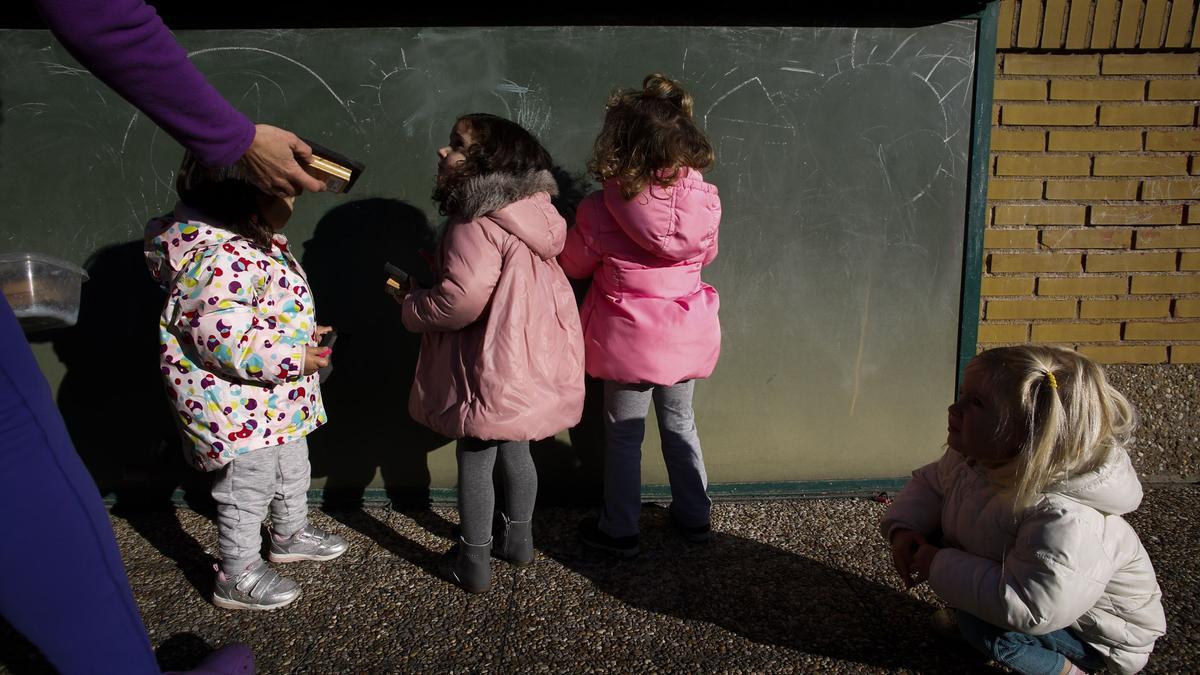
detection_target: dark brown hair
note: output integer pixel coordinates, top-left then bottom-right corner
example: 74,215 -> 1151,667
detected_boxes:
432,113 -> 553,219
588,73 -> 715,200
175,152 -> 274,250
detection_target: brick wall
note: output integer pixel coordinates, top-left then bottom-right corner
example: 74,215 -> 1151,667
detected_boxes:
981,0 -> 1200,364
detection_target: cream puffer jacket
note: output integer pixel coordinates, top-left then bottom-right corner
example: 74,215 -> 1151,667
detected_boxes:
882,448 -> 1166,674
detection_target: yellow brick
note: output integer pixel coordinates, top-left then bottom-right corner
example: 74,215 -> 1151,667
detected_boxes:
978,323 -> 1031,343
1092,0 -> 1120,49
1193,156 -> 1200,175
1066,0 -> 1091,48
1045,180 -> 1139,200
1016,0 -> 1041,47
1116,0 -> 1142,48
1099,104 -> 1196,126
991,129 -> 1046,151
1178,299 -> 1200,316
1079,346 -> 1168,363
1141,0 -> 1169,49
1094,156 -> 1188,176
1126,321 -> 1200,339
1137,227 -> 1200,248
1090,205 -> 1183,225
997,0 -> 1016,49
985,229 -> 1040,249
993,103 -> 1000,125
1043,0 -> 1068,48
1031,323 -> 1122,341
1004,104 -> 1096,126
990,253 -> 1082,273
1102,53 -> 1200,75
1192,206 -> 1200,224
1146,131 -> 1200,151
1005,54 -> 1100,76
989,179 -> 1043,200
1148,80 -> 1200,100
1047,130 -> 1142,151
995,204 -> 1086,225
1050,80 -> 1145,101
1085,252 -> 1178,272
1171,346 -> 1200,363
1183,252 -> 1200,270
1142,179 -> 1200,200
1038,276 -> 1128,295
1042,228 -> 1132,249
982,276 -> 1037,295
1166,2 -> 1196,48
1080,299 -> 1172,317
994,80 -> 1048,100
1131,274 -> 1200,293
997,155 -> 1092,176
987,299 -> 1078,319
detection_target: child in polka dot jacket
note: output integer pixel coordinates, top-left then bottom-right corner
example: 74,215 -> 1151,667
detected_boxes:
145,152 -> 347,611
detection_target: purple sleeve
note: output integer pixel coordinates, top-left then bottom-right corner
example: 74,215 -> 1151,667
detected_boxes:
33,0 -> 256,167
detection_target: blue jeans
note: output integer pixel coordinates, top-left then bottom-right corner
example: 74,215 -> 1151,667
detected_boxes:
956,609 -> 1107,675
598,380 -> 711,537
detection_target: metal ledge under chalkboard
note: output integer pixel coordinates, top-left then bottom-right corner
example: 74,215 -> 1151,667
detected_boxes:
104,478 -> 912,508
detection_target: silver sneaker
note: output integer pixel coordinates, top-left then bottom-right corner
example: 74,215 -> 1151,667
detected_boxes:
268,524 -> 348,563
212,562 -> 300,611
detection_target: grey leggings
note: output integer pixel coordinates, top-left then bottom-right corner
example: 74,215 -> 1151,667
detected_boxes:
211,437 -> 310,574
456,438 -> 536,545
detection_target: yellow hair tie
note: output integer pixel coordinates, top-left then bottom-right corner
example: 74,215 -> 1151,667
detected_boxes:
1045,371 -> 1058,389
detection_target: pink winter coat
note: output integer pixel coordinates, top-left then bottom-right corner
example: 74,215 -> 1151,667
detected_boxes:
559,168 -> 721,386
402,170 -> 585,441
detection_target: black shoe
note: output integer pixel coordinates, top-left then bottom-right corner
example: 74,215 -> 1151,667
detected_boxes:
578,517 -> 639,558
670,510 -> 715,543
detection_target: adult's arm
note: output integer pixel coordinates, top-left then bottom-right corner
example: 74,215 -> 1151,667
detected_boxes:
32,0 -> 325,195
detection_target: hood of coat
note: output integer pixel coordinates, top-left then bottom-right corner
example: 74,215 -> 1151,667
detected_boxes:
602,167 -> 720,262
1046,447 -> 1143,516
145,204 -> 263,288
456,169 -> 565,260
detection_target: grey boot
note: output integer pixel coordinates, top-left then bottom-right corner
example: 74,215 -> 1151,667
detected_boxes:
493,514 -> 533,567
442,537 -> 492,594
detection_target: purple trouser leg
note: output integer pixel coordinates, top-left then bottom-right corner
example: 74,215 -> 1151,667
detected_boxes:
0,293 -> 159,674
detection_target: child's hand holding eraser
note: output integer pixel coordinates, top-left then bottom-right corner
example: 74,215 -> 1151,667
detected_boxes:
384,262 -> 411,302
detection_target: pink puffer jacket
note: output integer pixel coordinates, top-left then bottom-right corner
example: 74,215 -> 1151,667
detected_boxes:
402,170 -> 584,441
559,168 -> 721,386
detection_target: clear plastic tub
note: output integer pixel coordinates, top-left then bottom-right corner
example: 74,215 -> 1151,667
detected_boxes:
0,252 -> 89,331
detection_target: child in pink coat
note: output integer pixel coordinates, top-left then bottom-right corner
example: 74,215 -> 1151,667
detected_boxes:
559,74 -> 722,556
393,113 -> 584,592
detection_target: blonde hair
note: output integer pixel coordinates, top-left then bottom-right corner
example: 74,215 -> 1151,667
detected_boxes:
587,73 -> 715,200
971,345 -> 1136,512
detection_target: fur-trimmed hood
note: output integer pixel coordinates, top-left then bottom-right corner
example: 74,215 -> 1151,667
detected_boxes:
456,169 -> 564,260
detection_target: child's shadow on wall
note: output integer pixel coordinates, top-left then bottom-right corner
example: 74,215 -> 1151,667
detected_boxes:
301,198 -> 447,510
43,240 -> 216,596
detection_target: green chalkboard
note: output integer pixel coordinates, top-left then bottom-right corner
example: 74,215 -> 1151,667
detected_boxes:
0,21 -> 990,502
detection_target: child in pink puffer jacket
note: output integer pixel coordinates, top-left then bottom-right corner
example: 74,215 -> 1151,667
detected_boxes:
559,74 -> 722,557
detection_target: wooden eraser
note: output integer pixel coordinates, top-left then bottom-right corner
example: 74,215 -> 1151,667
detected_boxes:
299,137 -> 365,193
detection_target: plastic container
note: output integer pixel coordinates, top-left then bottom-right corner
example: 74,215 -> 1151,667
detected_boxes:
0,252 -> 89,331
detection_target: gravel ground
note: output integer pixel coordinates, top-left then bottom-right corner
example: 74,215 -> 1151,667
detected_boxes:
1,486 -> 1196,673
1105,364 -> 1200,482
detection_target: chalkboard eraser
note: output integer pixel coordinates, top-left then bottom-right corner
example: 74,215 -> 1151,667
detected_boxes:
299,137 -> 365,193
384,262 -> 409,289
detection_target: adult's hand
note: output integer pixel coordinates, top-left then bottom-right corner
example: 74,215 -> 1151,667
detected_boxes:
242,124 -> 327,198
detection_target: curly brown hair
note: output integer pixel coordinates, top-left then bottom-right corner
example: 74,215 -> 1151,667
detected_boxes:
588,74 -> 715,201
175,152 -> 275,251
432,113 -> 553,219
